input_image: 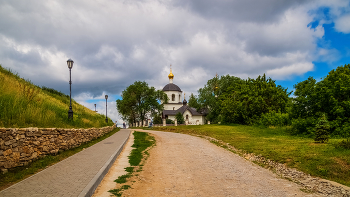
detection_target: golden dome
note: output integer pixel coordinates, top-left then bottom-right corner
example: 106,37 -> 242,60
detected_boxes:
168,65 -> 174,79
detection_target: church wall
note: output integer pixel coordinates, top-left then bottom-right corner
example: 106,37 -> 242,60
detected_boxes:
183,110 -> 205,125
165,91 -> 182,104
168,115 -> 205,125
164,103 -> 183,110
190,116 -> 205,125
168,115 -> 176,121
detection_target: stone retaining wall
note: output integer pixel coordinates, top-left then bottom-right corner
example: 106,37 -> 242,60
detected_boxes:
0,125 -> 115,172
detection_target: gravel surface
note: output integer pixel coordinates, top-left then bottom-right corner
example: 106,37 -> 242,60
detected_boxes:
123,130 -> 322,197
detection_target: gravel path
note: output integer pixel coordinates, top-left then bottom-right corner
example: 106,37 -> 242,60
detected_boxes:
123,130 -> 321,197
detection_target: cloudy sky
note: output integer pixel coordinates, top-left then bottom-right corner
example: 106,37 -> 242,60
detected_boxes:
1,0 -> 350,124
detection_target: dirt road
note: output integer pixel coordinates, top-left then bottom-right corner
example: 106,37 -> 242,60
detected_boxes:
122,130 -> 321,197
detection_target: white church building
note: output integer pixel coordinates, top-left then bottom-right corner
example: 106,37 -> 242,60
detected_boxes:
162,67 -> 207,125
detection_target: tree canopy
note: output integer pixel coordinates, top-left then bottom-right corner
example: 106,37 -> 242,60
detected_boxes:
116,81 -> 167,124
188,93 -> 200,109
291,64 -> 350,137
195,74 -> 291,125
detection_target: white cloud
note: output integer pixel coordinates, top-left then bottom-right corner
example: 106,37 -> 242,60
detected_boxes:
0,0 -> 349,118
267,62 -> 314,80
335,14 -> 350,33
316,48 -> 341,63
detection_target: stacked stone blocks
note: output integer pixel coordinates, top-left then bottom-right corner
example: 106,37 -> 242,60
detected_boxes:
0,126 -> 114,171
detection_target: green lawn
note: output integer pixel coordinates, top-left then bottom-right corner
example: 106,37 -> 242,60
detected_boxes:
148,124 -> 350,187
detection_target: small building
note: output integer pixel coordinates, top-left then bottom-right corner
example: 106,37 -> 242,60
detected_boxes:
162,66 -> 207,125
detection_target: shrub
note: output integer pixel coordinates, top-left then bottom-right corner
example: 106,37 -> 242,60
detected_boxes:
153,114 -> 162,124
257,111 -> 290,127
175,112 -> 185,124
314,115 -> 330,143
338,122 -> 350,149
166,119 -> 174,124
291,117 -> 317,136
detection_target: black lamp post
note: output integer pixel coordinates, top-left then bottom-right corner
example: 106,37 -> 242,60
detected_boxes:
67,59 -> 74,119
105,95 -> 108,123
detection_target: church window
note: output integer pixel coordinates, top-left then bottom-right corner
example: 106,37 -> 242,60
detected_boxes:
179,95 -> 180,101
172,94 -> 175,101
186,115 -> 189,120
173,107 -> 175,110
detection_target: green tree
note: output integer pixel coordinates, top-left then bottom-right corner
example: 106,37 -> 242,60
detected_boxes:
315,64 -> 350,135
291,64 -> 350,136
188,93 -> 200,109
220,74 -> 291,125
197,74 -> 243,123
290,77 -> 319,135
116,81 -> 168,124
314,114 -> 330,143
175,112 -> 185,124
291,77 -> 318,119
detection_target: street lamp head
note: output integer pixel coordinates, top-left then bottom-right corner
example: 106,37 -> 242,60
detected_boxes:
67,59 -> 74,69
105,95 -> 108,99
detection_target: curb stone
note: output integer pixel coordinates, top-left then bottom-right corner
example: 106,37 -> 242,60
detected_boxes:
78,131 -> 130,197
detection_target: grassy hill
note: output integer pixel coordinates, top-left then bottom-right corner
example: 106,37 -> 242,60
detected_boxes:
0,65 -> 113,128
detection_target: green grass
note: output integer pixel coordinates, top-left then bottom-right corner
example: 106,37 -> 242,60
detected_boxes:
109,185 -> 131,197
149,125 -> 350,187
129,132 -> 155,166
0,65 -> 114,128
109,131 -> 155,196
0,128 -> 120,190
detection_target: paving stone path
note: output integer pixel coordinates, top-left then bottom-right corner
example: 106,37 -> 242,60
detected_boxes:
0,129 -> 130,197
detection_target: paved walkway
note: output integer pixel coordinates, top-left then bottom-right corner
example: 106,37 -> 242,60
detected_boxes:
0,129 -> 131,197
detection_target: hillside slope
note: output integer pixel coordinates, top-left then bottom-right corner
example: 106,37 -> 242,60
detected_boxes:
0,65 -> 113,128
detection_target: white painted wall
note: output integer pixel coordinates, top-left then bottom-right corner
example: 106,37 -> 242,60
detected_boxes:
165,90 -> 182,103
164,103 -> 183,110
167,109 -> 205,125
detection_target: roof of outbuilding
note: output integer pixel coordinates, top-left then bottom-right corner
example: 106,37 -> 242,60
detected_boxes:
163,105 -> 206,116
162,83 -> 182,92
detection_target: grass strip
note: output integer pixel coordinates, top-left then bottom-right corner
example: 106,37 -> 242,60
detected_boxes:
109,131 -> 155,196
0,128 -> 120,191
109,185 -> 131,197
148,125 -> 350,187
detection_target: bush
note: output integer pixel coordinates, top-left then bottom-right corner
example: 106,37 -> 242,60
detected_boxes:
338,122 -> 350,149
314,115 -> 330,143
291,117 -> 317,136
175,112 -> 185,124
257,111 -> 290,127
338,140 -> 350,149
153,114 -> 162,124
340,122 -> 350,141
166,119 -> 174,124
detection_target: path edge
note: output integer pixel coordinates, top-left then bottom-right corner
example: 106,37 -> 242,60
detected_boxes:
78,130 -> 131,197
